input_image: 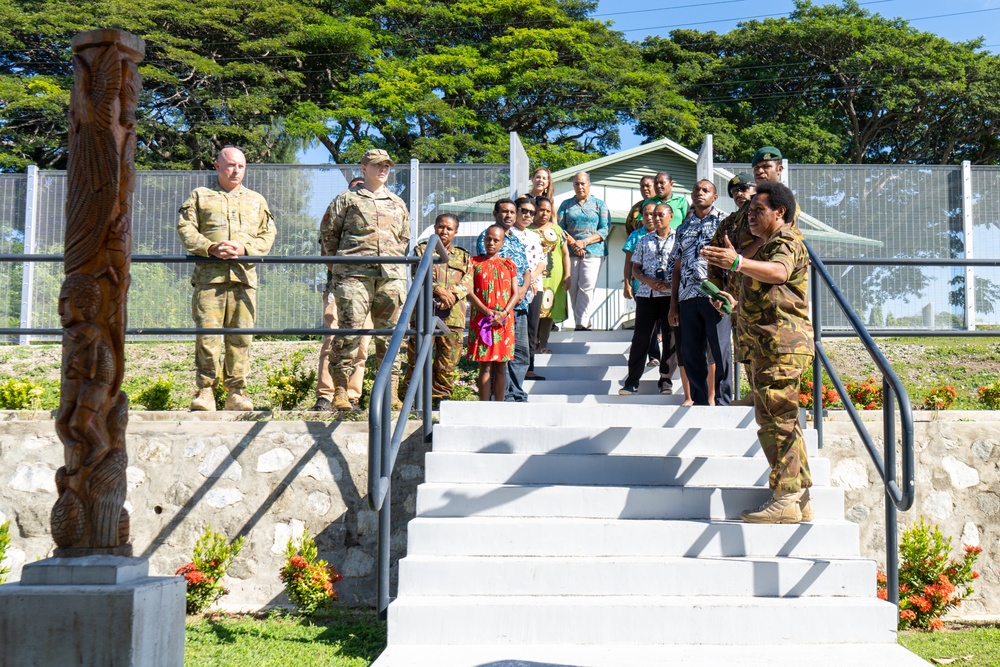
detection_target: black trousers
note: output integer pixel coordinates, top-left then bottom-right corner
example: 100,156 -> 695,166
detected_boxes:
625,296 -> 677,389
527,290 -> 543,372
680,297 -> 733,406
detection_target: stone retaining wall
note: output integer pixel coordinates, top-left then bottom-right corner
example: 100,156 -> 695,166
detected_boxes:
1,411 -> 997,615
0,413 -> 426,609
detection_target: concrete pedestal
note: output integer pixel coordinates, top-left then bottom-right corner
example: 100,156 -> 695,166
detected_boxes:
0,556 -> 185,667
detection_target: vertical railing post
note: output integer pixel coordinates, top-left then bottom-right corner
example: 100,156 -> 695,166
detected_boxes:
961,160 -> 975,331
377,375 -> 393,618
422,242 -> 434,440
18,165 -> 39,345
414,252 -> 426,414
884,378 -> 899,614
811,266 -> 823,448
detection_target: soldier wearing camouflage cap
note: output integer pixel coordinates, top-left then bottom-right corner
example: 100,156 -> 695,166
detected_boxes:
178,146 -> 277,412
702,180 -> 814,524
321,149 -> 411,410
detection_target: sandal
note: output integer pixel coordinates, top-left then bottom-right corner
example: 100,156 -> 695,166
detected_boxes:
539,347 -> 553,354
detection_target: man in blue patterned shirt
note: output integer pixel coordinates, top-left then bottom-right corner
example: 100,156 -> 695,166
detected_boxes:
558,172 -> 610,330
477,198 -> 532,401
668,180 -> 732,405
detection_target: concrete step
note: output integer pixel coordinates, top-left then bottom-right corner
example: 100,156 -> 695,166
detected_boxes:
548,330 -> 634,343
372,643 -> 928,667
530,353 -> 627,368
439,402 -> 762,429
385,595 -> 898,645
424,452 -> 831,486
521,365 -> 665,382
539,341 -> 659,355
431,424 -> 819,457
405,517 -> 862,558
397,555 -> 875,597
525,379 -> 689,396
415,483 -> 844,521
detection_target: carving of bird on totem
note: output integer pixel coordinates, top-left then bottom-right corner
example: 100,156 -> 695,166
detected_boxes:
64,44 -> 123,276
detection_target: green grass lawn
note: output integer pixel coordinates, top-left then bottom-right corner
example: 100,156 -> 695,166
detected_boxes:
185,610 -> 386,667
900,624 -> 1000,666
185,613 -> 1000,667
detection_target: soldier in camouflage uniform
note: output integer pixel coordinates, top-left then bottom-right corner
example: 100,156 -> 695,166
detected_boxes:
404,213 -> 473,406
177,146 -> 276,411
707,147 -> 793,404
321,149 -> 410,410
702,181 -> 814,524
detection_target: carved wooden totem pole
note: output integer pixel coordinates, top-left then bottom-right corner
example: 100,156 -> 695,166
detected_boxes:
52,30 -> 144,557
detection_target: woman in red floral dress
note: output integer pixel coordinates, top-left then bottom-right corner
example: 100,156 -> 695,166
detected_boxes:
467,225 -> 521,400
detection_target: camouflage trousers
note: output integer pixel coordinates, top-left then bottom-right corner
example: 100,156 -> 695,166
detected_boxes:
316,290 -> 371,402
750,352 -> 813,492
330,276 -> 405,385
405,329 -> 464,400
192,282 -> 255,390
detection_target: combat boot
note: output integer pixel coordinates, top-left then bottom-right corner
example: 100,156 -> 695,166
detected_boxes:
740,489 -> 804,524
332,380 -> 352,411
799,487 -> 814,522
224,388 -> 254,411
190,387 -> 216,412
390,376 -> 403,410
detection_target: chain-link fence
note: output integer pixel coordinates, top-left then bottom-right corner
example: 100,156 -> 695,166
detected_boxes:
713,163 -> 998,330
2,161 -> 998,339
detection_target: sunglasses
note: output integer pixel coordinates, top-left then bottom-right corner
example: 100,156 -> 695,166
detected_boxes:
519,207 -> 536,215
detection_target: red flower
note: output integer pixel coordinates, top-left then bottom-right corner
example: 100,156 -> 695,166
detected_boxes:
964,545 -> 983,554
929,619 -> 945,631
908,595 -> 932,613
289,555 -> 308,569
899,609 -> 917,621
972,571 -> 980,579
877,588 -> 888,601
176,562 -> 196,576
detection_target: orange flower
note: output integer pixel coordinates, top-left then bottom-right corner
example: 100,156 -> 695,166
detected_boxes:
899,609 -> 917,621
289,555 -> 308,568
877,588 -> 888,601
929,619 -> 945,631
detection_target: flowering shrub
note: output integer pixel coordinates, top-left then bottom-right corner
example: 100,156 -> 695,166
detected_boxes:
0,520 -> 11,584
279,529 -> 342,615
877,518 -> 981,631
922,385 -> 957,411
845,377 -> 883,410
799,378 -> 840,410
176,526 -> 245,614
977,380 -> 1000,409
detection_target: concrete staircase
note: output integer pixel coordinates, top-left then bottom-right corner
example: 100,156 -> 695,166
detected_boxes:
372,330 -> 925,666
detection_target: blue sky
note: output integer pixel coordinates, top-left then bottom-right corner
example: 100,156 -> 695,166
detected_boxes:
594,0 -> 1000,48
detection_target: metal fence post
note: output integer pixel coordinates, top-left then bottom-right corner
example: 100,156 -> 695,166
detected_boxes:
408,158 -> 420,252
962,160 -> 975,331
18,165 -> 39,345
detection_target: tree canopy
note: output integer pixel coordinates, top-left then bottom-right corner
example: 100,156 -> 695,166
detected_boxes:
639,1 -> 1000,164
1,0 -> 999,171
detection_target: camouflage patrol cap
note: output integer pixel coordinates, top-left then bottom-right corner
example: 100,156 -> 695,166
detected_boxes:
751,146 -> 783,166
361,148 -> 395,166
727,172 -> 754,198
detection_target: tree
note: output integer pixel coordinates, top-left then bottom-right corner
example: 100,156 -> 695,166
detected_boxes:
0,0 -> 372,170
638,0 -> 1000,165
287,0 -> 668,170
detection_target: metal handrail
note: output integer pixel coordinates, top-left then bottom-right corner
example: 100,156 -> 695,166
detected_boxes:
806,242 -> 915,614
368,235 -> 448,617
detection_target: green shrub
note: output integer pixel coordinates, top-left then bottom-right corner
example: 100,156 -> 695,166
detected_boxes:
845,377 -> 883,410
977,380 -> 1000,409
0,378 -> 45,410
176,526 -> 245,614
877,517 -> 981,631
923,385 -> 957,411
266,351 -> 316,410
134,374 -> 180,411
0,520 -> 11,584
280,529 -> 342,616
